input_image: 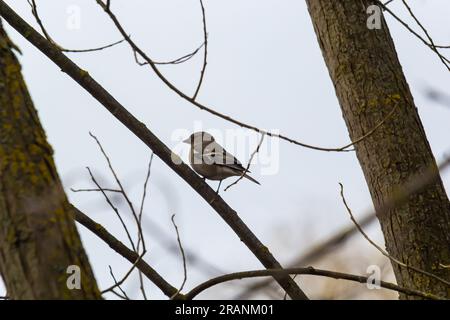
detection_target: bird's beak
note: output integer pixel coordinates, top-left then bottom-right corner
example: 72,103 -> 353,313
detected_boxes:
182,137 -> 191,144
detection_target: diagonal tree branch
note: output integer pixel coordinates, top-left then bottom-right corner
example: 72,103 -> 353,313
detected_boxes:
72,205 -> 183,299
0,1 -> 307,300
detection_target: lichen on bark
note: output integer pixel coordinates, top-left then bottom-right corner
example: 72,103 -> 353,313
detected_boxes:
0,21 -> 100,299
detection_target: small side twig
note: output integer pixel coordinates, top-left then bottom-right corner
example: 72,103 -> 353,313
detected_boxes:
86,166 -> 136,252
28,0 -> 125,53
137,154 -> 154,251
339,183 -> 450,288
192,0 -> 208,100
109,289 -> 128,300
136,154 -> 154,300
225,133 -> 265,192
376,0 -> 450,71
102,252 -> 146,295
107,266 -> 130,300
70,187 -> 121,193
170,214 -> 187,299
400,0 -> 450,69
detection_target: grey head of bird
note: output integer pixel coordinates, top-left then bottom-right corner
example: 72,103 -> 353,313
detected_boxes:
183,131 -> 215,149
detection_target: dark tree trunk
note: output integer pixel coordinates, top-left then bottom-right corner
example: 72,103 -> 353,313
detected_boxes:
305,0 -> 450,298
0,22 -> 101,299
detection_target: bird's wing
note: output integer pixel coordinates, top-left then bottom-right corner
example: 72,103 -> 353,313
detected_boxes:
202,142 -> 247,172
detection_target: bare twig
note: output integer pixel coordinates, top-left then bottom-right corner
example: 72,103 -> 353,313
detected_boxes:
102,252 -> 146,295
136,154 -> 154,300
86,133 -> 151,299
137,154 -> 154,251
89,132 -> 147,256
71,187 -> 121,193
376,0 -> 450,71
170,214 -> 188,299
86,166 -> 136,251
400,0 -> 450,69
224,133 -> 265,192
28,0 -> 125,53
192,0 -> 208,100
137,271 -> 148,300
151,42 -> 206,66
107,266 -> 130,300
184,266 -> 444,300
109,289 -> 128,300
140,217 -> 226,277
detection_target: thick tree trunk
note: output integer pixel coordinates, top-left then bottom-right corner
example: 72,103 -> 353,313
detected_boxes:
305,0 -> 450,298
0,22 -> 100,299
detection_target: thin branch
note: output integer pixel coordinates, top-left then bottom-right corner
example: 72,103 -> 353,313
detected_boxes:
137,154 -> 154,251
152,42 -> 206,65
400,0 -> 450,69
87,133 -> 151,298
89,133 -> 137,226
184,267 -> 444,300
102,251 -> 145,295
224,133 -> 265,192
136,154 -> 154,300
28,0 -> 125,53
0,3 -> 306,299
140,217 -> 227,277
71,187 -> 121,193
107,266 -> 129,300
109,289 -> 128,300
137,271 -> 148,300
376,0 -> 450,71
86,166 -> 136,251
72,205 -> 184,299
94,0 -> 396,153
192,0 -> 208,100
89,132 -> 147,256
170,214 -> 188,299
339,182 -> 450,288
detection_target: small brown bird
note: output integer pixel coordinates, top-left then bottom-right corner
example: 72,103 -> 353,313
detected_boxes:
183,132 -> 260,191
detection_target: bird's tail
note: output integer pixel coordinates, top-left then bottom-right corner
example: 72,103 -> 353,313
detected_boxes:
244,173 -> 260,185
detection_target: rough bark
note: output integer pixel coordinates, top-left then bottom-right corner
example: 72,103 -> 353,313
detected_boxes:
305,0 -> 450,299
0,22 -> 100,299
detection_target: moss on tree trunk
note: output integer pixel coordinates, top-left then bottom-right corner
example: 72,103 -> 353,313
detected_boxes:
305,0 -> 450,298
0,22 -> 100,299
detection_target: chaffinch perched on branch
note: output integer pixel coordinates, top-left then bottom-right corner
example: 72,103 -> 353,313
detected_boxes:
183,132 -> 260,191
